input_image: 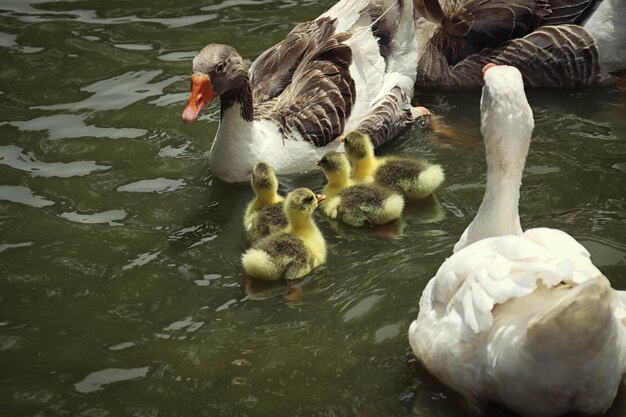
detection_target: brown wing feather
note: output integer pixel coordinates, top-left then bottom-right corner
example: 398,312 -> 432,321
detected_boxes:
352,87 -> 417,148
264,34 -> 356,147
428,0 -> 551,65
455,0 -> 550,45
249,17 -> 337,105
415,25 -> 600,89
542,0 -> 601,25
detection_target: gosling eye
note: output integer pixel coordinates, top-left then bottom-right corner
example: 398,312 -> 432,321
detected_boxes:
306,195 -> 315,204
216,62 -> 225,73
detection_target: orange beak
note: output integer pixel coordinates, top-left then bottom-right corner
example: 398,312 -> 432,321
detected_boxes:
482,63 -> 497,75
316,194 -> 326,203
182,74 -> 216,124
338,135 -> 346,143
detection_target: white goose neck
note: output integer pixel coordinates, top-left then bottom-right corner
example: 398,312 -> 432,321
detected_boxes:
208,103 -> 256,183
459,69 -> 534,249
463,156 -> 525,246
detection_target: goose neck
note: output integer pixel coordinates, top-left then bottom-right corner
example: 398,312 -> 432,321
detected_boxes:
220,76 -> 254,122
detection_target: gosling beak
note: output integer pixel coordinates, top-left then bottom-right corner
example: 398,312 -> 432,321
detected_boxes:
182,74 -> 216,124
316,194 -> 326,203
482,63 -> 497,75
338,135 -> 345,143
315,160 -> 321,168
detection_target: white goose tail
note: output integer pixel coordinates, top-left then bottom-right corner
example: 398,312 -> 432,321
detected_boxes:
525,277 -> 616,359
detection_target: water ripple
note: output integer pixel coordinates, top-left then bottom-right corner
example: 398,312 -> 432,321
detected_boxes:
1,2 -> 218,29
74,367 -> 150,394
60,209 -> 127,226
0,145 -> 109,177
0,185 -> 54,207
5,114 -> 146,140
0,31 -> 43,54
0,241 -> 34,254
117,178 -> 185,193
36,71 -> 181,112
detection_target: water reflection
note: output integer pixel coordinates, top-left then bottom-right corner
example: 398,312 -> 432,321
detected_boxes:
0,185 -> 54,207
60,209 -> 127,226
74,367 -> 150,394
6,114 -> 146,140
0,145 -> 109,177
37,71 -> 180,112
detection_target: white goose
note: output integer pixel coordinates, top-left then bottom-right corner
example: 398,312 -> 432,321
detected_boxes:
409,64 -> 626,417
182,0 -> 422,183
412,0 -> 626,88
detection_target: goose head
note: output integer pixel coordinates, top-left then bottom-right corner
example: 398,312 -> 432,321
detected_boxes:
285,188 -> 325,221
182,44 -> 248,123
340,131 -> 375,163
250,162 -> 279,201
480,64 -> 534,170
317,151 -> 351,184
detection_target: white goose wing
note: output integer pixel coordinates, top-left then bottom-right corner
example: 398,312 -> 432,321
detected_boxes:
424,227 -> 602,340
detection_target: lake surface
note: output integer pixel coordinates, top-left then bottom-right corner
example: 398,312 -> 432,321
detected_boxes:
1,1 -> 625,416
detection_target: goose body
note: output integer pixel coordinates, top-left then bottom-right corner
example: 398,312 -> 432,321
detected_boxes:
341,131 -> 445,200
408,65 -> 626,416
243,162 -> 288,242
317,151 -> 404,226
412,0 -> 626,89
183,0 -> 422,183
242,188 -> 327,281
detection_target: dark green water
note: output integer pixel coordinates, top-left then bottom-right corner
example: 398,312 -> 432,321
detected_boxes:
1,1 -> 625,416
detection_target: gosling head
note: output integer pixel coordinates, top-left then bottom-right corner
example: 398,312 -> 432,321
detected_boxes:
340,131 -> 374,161
316,151 -> 351,182
250,162 -> 278,198
285,188 -> 326,217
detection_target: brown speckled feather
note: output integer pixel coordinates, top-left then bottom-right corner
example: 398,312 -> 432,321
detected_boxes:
542,0 -> 601,25
430,0 -> 551,64
250,18 -> 338,106
416,25 -> 599,89
248,17 -> 355,147
265,34 -> 356,147
352,86 -> 416,148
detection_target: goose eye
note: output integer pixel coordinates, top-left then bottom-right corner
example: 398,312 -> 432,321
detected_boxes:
306,195 -> 315,203
216,62 -> 225,73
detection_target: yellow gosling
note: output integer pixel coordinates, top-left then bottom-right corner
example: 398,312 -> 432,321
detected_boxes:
241,188 -> 326,281
340,131 -> 378,183
243,162 -> 287,242
317,151 -> 404,227
342,131 -> 444,200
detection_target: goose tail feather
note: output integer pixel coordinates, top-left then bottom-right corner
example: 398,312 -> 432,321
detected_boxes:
526,276 -> 615,358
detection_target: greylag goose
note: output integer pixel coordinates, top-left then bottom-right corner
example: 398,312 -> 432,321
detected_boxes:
413,0 -> 625,88
182,0 -> 422,183
409,64 -> 626,416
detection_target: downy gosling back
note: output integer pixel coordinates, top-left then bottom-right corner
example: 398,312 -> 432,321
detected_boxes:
317,151 -> 404,226
241,188 -> 327,281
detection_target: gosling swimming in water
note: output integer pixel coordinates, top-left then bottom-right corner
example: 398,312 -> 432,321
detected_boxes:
243,162 -> 288,242
241,188 -> 327,281
341,131 -> 444,200
317,151 -> 404,227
